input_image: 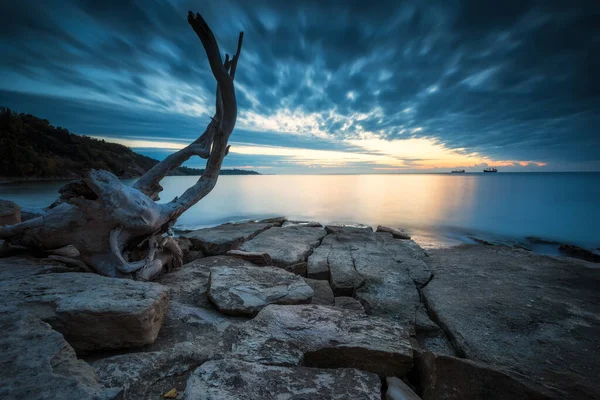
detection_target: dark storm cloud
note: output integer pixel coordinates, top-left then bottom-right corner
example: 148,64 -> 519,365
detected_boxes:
0,0 -> 599,169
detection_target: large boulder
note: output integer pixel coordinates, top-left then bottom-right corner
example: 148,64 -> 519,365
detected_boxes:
0,266 -> 169,352
224,304 -> 413,376
422,245 -> 600,399
208,265 -> 314,316
0,310 -> 119,400
414,351 -> 556,400
181,222 -> 275,255
184,359 -> 382,400
238,226 -> 326,271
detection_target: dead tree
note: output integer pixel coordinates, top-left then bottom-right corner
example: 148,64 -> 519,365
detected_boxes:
0,12 -> 244,280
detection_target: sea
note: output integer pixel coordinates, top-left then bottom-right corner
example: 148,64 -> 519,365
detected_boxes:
1,173 -> 599,255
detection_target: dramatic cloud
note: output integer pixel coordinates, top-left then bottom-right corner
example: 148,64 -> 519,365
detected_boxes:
1,0 -> 598,172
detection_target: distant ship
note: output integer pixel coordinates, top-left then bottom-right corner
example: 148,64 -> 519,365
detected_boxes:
451,169 -> 465,173
483,167 -> 498,173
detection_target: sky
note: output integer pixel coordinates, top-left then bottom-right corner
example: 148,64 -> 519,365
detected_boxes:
1,0 -> 599,173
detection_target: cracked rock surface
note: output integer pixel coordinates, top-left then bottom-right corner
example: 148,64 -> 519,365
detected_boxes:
184,359 -> 381,400
208,265 -> 314,316
223,304 -> 414,376
421,245 -> 600,399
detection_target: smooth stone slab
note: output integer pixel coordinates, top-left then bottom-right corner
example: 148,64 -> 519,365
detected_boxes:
0,310 -> 119,400
184,359 -> 381,400
208,265 -> 314,316
238,226 -> 326,269
422,245 -> 600,399
181,222 -> 274,255
224,304 -> 413,376
414,351 -> 556,400
305,278 -> 334,305
1,270 -> 169,352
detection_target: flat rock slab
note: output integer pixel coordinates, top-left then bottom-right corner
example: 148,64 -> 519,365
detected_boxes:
422,245 -> 600,399
310,227 -> 426,327
158,256 -> 255,307
184,359 -> 381,400
208,265 -> 314,316
0,310 -> 119,400
414,351 -> 556,400
1,268 -> 169,352
181,222 -> 275,255
224,304 -> 413,376
238,226 -> 326,269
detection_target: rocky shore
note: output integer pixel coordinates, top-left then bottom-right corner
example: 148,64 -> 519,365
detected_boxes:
1,218 -> 598,399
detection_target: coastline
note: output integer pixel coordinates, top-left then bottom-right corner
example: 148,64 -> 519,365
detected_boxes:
1,217 -> 598,399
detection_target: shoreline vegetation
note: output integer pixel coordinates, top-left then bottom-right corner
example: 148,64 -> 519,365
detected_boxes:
0,107 -> 259,182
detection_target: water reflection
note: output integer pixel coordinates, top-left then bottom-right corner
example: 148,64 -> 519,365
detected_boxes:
1,173 -> 599,249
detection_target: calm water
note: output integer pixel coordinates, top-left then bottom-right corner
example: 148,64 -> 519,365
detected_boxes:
1,173 -> 599,251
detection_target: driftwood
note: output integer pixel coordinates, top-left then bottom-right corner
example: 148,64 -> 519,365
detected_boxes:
0,12 -> 244,280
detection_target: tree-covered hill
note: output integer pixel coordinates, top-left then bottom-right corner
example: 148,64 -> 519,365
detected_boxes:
0,107 -> 259,180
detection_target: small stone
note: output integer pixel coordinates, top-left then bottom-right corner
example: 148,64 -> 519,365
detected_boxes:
386,377 -> 421,400
163,388 -> 178,398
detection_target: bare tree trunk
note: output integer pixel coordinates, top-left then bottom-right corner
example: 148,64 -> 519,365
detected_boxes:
0,12 -> 244,280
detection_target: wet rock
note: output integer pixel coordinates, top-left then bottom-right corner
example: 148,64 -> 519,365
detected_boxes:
377,225 -> 411,240
184,359 -> 382,400
334,296 -> 365,313
224,304 -> 413,376
256,216 -> 287,225
226,249 -> 272,265
414,351 -> 556,400
208,265 -> 314,316
158,256 -> 255,307
182,222 -> 275,255
238,226 -> 326,269
0,310 -> 119,400
386,377 -> 421,400
422,245 -> 600,399
1,270 -> 169,352
282,220 -> 323,228
325,224 -> 373,233
305,278 -> 334,306
558,244 -> 600,263
0,199 -> 20,226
